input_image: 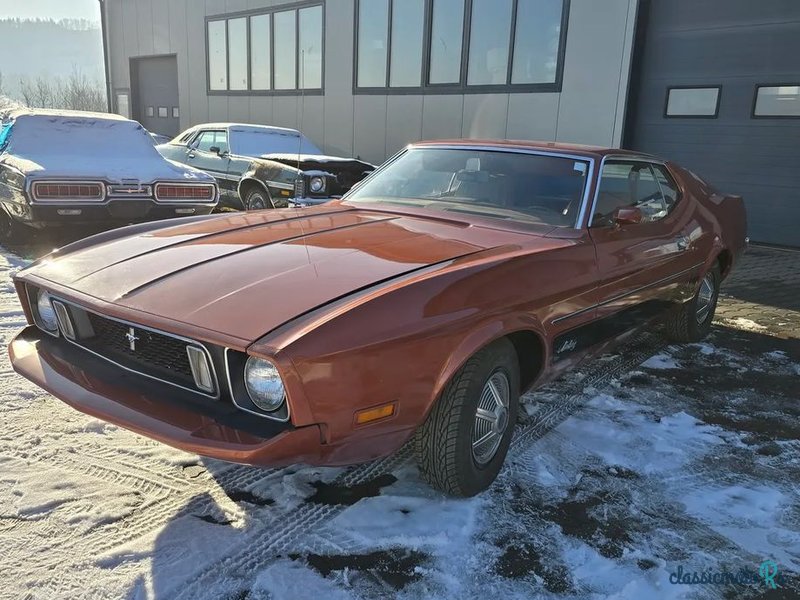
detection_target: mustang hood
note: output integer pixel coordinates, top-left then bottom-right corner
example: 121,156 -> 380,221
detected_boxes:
25,206 -> 533,343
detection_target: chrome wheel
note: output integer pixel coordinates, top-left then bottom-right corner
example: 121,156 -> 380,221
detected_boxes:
696,273 -> 716,324
247,192 -> 267,210
471,371 -> 511,465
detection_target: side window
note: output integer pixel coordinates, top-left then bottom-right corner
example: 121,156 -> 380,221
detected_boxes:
195,131 -> 228,154
592,162 -> 668,227
215,131 -> 229,154
194,131 -> 217,152
652,164 -> 680,211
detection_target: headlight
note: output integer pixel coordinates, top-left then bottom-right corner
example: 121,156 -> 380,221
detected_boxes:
244,357 -> 285,412
36,290 -> 59,333
309,176 -> 325,194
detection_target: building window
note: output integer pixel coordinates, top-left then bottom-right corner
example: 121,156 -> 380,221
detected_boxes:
511,0 -> 565,84
355,0 -> 569,93
299,6 -> 324,89
206,4 -> 323,94
356,0 -> 389,88
250,15 -> 271,90
227,17 -> 249,91
274,10 -> 297,90
467,0 -> 513,86
429,0 -> 464,85
665,87 -> 721,118
389,0 -> 425,87
207,20 -> 227,91
753,85 -> 800,118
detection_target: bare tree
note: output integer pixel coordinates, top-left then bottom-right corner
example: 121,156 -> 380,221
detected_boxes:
16,68 -> 106,113
18,77 -> 35,107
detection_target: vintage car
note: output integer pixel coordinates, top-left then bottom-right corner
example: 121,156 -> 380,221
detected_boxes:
0,109 -> 219,241
157,123 -> 374,210
8,141 -> 747,496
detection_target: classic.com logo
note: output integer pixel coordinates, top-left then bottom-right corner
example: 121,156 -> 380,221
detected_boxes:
669,560 -> 783,589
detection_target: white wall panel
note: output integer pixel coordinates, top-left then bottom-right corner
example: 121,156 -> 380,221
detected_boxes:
107,0 -> 639,159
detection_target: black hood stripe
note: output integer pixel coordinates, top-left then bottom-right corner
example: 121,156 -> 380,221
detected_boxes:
115,216 -> 399,300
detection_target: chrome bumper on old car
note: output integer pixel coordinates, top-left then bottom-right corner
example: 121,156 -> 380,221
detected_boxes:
9,323 -> 325,466
10,283 -> 325,464
7,199 -> 217,227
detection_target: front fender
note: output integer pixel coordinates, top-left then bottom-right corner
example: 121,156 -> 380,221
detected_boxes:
430,317 -> 547,415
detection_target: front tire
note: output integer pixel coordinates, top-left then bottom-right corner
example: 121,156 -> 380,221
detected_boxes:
415,338 -> 520,497
664,264 -> 721,342
244,187 -> 274,211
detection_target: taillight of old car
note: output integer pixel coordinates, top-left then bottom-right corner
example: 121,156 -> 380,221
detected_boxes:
31,181 -> 105,202
154,183 -> 216,202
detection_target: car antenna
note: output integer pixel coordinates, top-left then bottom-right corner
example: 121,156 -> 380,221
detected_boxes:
297,49 -> 305,172
295,49 -> 305,200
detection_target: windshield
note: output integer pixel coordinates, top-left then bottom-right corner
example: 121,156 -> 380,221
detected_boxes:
6,115 -> 159,159
230,129 -> 323,157
346,148 -> 590,227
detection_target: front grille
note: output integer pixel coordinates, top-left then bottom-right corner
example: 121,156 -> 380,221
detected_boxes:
67,308 -> 216,396
293,178 -> 305,198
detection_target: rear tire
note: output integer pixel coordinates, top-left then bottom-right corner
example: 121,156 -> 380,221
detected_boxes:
664,264 -> 721,343
244,186 -> 274,211
414,338 -> 519,497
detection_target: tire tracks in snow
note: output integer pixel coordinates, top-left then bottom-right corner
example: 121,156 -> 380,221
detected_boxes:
173,332 -> 665,599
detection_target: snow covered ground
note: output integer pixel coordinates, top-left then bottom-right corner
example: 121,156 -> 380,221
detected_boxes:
1,244 -> 799,600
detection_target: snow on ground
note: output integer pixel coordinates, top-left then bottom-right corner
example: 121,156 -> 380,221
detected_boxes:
1,243 -> 799,599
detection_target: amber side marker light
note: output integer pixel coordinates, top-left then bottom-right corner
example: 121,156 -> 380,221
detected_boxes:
355,403 -> 396,425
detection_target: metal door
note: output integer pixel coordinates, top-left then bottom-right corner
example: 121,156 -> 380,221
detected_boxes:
625,0 -> 800,246
132,55 -> 180,137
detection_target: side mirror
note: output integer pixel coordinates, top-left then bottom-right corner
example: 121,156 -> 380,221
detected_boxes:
613,206 -> 643,226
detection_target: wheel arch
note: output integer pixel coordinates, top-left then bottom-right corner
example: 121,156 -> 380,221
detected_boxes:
716,248 -> 733,278
430,320 -> 548,413
238,178 -> 274,209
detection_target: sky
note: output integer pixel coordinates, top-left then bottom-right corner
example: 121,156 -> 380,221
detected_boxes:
0,0 -> 100,22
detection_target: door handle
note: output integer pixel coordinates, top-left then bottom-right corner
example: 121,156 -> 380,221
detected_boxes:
187,152 -> 196,159
676,236 -> 690,251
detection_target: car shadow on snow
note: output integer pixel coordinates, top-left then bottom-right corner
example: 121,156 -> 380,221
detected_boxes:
0,225 -> 109,261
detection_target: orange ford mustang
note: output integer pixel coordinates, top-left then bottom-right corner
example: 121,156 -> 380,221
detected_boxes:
8,141 -> 747,496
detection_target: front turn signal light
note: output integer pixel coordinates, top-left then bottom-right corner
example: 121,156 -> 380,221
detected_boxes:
355,403 -> 396,425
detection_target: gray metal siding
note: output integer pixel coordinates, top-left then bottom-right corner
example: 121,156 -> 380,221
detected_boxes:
627,0 -> 800,246
106,0 -> 638,164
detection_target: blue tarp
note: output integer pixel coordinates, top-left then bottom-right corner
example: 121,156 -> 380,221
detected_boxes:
0,122 -> 13,152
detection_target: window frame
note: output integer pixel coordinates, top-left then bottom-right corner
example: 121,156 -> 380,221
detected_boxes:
205,1 -> 325,96
353,0 -> 571,95
587,156 -> 683,228
751,83 -> 800,120
663,85 -> 722,119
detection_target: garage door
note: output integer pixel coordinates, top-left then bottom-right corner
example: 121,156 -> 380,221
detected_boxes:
625,0 -> 800,247
131,55 -> 180,138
